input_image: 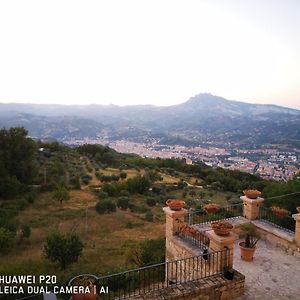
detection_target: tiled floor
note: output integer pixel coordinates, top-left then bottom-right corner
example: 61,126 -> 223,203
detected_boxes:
234,238 -> 300,300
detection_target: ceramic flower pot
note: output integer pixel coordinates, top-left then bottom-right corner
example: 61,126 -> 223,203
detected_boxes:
166,199 -> 185,211
239,242 -> 256,261
243,189 -> 261,199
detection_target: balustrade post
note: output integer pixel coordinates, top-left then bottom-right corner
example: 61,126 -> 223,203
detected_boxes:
292,213 -> 300,246
206,231 -> 237,270
240,195 -> 264,220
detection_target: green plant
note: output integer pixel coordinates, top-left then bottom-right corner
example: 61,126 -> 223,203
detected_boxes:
0,227 -> 15,254
96,199 -> 116,214
145,211 -> 154,222
52,184 -> 70,204
44,231 -> 83,270
241,223 -> 260,248
117,197 -> 130,210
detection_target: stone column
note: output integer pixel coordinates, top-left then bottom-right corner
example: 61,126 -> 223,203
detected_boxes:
206,230 -> 237,269
240,196 -> 264,220
163,207 -> 188,284
163,206 -> 187,240
292,213 -> 300,246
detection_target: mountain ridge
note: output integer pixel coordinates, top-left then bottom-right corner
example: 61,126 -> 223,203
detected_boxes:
1,93 -> 300,148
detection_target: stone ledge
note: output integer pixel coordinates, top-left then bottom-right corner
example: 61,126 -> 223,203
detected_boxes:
130,270 -> 245,300
252,220 -> 295,242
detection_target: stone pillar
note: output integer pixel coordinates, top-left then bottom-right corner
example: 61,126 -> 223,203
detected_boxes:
240,196 -> 264,220
206,230 -> 237,269
292,213 -> 300,246
163,206 -> 187,240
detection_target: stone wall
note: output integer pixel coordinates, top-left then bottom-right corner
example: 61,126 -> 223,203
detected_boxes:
132,270 -> 245,300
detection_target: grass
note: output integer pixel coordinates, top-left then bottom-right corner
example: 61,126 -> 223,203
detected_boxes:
0,189 -> 165,283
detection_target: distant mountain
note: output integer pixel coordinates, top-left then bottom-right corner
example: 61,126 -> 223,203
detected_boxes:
1,93 -> 300,147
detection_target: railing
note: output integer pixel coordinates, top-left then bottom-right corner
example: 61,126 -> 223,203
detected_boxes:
186,204 -> 243,226
258,206 -> 295,233
175,218 -> 210,250
94,248 -> 230,299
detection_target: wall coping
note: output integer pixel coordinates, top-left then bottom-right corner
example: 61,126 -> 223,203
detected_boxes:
131,270 -> 245,299
251,220 -> 294,242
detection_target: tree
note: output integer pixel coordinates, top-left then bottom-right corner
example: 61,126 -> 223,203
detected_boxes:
0,227 -> 15,254
96,199 -> 116,214
52,185 -> 70,204
127,237 -> 165,267
0,127 -> 37,184
117,197 -> 130,210
44,231 -> 83,269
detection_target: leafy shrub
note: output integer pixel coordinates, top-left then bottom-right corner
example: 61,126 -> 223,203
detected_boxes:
0,227 -> 15,254
96,199 -> 116,214
119,172 -> 127,179
117,197 -> 130,210
119,190 -> 130,197
145,211 -> 154,222
146,197 -> 156,207
98,191 -> 109,199
52,185 -> 70,204
127,237 -> 165,267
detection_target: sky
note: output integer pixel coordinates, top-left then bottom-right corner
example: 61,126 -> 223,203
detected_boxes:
0,0 -> 299,108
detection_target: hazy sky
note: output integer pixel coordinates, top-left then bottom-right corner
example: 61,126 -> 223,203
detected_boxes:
0,0 -> 299,108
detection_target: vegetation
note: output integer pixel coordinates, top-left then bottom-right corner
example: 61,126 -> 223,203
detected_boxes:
1,127 -> 300,285
44,231 -> 83,270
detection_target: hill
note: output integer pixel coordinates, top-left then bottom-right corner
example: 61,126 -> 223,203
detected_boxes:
1,93 -> 300,147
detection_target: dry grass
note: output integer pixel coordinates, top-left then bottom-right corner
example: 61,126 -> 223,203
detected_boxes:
0,190 -> 165,282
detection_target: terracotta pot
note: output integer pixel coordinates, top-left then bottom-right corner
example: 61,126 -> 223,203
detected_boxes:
72,291 -> 96,300
211,221 -> 233,237
243,189 -> 261,199
203,204 -> 220,214
166,199 -> 185,211
239,242 -> 256,261
69,275 -> 97,300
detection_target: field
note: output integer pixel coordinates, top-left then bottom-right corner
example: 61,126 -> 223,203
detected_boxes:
0,189 -> 165,283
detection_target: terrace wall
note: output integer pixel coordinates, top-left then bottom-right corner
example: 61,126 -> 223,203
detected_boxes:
133,270 -> 245,300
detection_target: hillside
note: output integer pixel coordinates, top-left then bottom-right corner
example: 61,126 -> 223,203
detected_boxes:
0,128 -> 299,294
1,93 -> 300,147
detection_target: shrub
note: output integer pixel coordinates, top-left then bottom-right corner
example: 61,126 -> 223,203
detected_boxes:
127,237 -> 165,267
146,197 -> 156,207
52,185 -> 70,204
0,176 -> 22,199
70,176 -> 81,189
145,211 -> 154,222
117,197 -> 130,210
119,190 -> 130,197
98,191 -> 109,200
25,191 -> 38,203
44,231 -> 83,269
119,172 -> 127,179
96,199 -> 116,214
0,227 -> 15,254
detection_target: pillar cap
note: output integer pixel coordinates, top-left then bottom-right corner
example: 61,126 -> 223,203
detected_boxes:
292,213 -> 300,221
240,196 -> 264,203
163,207 -> 187,217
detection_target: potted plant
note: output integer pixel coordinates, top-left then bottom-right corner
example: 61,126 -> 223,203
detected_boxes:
69,274 -> 98,300
270,206 -> 289,218
243,189 -> 261,199
239,223 -> 260,261
203,203 -> 220,214
211,220 -> 233,236
166,199 -> 185,211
